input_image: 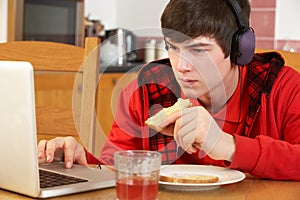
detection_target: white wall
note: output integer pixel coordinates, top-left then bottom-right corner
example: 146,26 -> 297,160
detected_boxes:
115,0 -> 169,36
85,0 -> 117,30
0,0 -> 7,42
85,0 -> 169,36
275,0 -> 300,40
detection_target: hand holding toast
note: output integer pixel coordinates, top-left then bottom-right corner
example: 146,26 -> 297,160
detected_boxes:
146,103 -> 236,162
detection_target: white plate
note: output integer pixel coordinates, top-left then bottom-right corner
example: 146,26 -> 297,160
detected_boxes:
159,165 -> 245,191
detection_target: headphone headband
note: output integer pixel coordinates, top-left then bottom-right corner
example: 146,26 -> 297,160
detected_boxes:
225,0 -> 249,28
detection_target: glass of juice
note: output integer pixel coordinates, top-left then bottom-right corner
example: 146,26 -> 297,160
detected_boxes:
114,150 -> 162,200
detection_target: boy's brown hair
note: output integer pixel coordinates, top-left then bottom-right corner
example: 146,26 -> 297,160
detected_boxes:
161,0 -> 251,58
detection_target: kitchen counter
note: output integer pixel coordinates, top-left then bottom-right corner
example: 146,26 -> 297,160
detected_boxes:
100,62 -> 144,73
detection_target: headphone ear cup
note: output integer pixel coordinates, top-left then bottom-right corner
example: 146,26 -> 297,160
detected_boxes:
231,28 -> 256,65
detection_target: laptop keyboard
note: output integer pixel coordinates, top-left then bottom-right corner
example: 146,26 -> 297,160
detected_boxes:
39,169 -> 88,188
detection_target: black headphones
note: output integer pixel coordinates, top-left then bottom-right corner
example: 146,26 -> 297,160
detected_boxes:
225,0 -> 255,65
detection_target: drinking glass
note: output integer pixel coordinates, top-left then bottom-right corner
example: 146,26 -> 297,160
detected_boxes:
114,150 -> 162,200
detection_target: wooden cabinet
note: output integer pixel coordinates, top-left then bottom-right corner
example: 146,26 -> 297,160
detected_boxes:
96,72 -> 138,135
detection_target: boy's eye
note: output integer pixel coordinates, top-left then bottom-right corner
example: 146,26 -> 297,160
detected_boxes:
166,44 -> 178,51
193,48 -> 205,53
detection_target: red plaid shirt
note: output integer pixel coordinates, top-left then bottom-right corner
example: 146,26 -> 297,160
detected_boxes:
96,53 -> 284,166
92,52 -> 300,180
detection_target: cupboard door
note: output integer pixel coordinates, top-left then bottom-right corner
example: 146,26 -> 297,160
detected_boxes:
96,72 -> 137,135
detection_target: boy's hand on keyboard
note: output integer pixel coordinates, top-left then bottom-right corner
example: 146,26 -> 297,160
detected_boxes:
38,136 -> 88,168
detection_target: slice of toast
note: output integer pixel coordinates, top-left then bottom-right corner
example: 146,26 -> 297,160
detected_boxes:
145,98 -> 192,132
160,174 -> 219,184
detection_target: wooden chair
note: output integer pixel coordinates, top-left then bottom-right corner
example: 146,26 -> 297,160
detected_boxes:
0,37 -> 100,154
255,48 -> 300,72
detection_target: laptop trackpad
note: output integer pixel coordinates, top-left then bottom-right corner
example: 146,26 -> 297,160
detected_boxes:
39,162 -> 115,182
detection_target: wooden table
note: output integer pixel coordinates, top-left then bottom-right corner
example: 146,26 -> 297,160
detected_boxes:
0,175 -> 299,200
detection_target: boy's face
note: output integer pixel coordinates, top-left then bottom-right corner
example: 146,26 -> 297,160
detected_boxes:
165,36 -> 234,101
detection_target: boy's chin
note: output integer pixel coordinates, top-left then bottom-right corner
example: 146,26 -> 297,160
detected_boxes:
181,89 -> 199,99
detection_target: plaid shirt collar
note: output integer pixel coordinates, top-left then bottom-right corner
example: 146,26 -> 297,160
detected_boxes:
244,52 -> 284,134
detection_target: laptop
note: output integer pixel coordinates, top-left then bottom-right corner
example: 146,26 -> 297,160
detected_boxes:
0,61 -> 115,198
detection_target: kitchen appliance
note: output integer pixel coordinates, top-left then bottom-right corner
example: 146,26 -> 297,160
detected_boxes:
103,28 -> 137,65
9,0 -> 84,46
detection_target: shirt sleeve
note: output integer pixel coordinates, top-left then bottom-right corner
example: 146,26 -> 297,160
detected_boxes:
228,67 -> 300,181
